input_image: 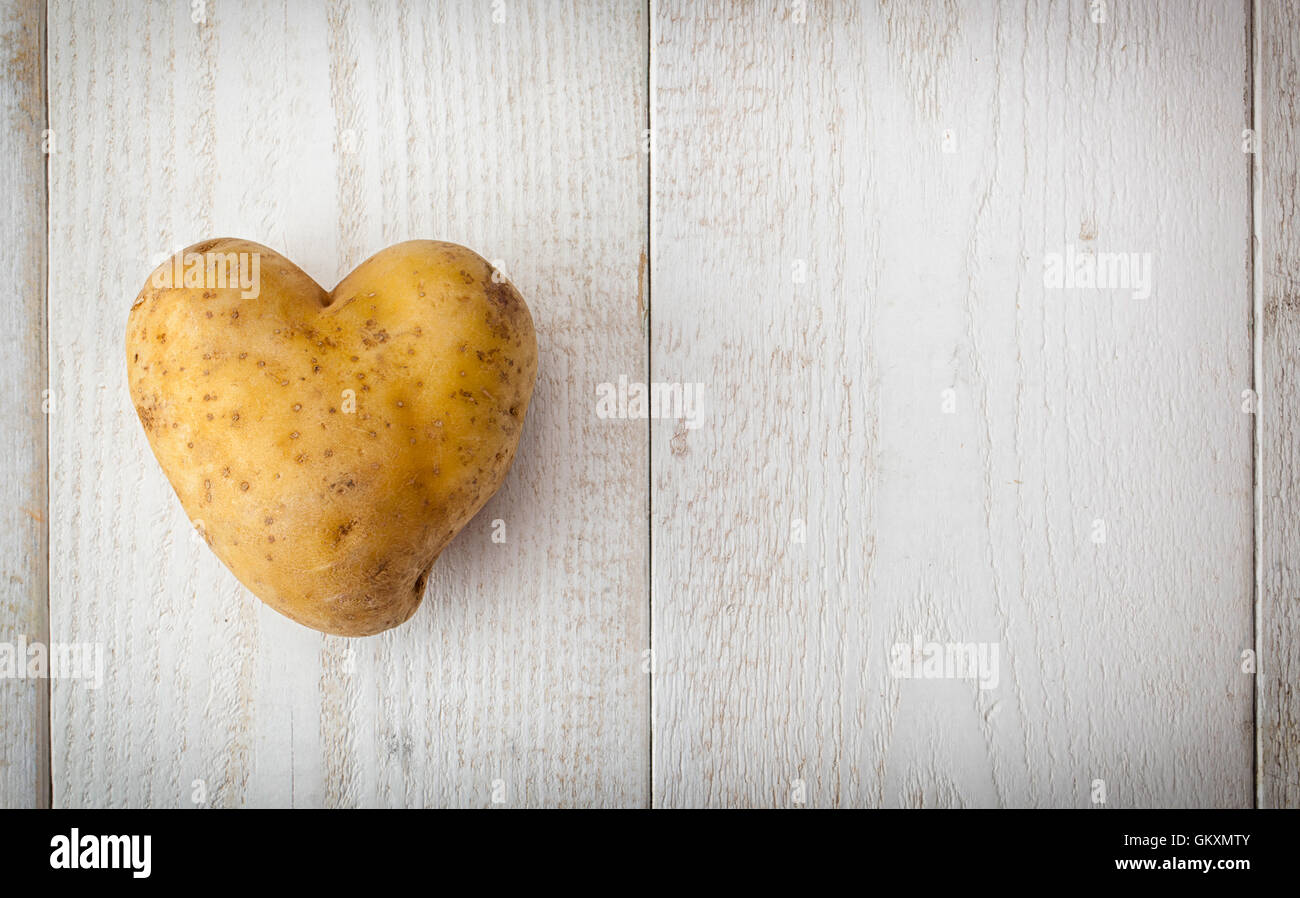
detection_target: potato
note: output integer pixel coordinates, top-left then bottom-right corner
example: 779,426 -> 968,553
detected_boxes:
126,239 -> 538,636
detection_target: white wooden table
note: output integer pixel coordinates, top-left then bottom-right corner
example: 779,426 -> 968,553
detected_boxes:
1,0 -> 1296,808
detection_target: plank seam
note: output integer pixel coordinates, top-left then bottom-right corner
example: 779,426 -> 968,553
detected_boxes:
645,0 -> 655,811
39,0 -> 51,812
1249,0 -> 1262,810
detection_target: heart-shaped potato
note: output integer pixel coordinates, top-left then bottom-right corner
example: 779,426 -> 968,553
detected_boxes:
127,239 -> 537,636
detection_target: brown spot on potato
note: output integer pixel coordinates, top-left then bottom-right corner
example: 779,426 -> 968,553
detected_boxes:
330,476 -> 355,494
485,279 -> 516,311
333,520 -> 357,545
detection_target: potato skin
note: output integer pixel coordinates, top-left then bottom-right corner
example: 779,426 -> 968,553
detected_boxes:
126,239 -> 537,636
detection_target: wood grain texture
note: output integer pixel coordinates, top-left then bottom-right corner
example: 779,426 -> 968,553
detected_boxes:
651,0 -> 1254,807
1257,0 -> 1300,810
48,0 -> 647,807
35,0 -> 1293,809
0,0 -> 48,809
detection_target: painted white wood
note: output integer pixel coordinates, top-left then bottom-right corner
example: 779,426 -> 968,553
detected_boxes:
37,0 -> 1290,809
47,0 -> 647,807
651,0 -> 1255,807
1257,0 -> 1300,810
0,0 -> 48,810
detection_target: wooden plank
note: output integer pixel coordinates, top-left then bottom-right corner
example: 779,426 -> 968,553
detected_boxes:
651,0 -> 1254,807
48,0 -> 647,807
0,0 -> 48,810
1258,0 -> 1300,810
